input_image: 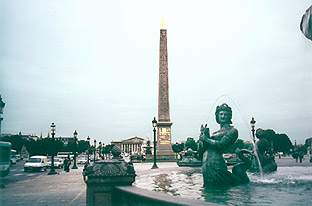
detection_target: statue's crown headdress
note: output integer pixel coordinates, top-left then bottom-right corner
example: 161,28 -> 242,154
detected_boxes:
215,103 -> 232,115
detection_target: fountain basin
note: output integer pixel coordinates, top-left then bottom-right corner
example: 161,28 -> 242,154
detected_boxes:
134,159 -> 312,205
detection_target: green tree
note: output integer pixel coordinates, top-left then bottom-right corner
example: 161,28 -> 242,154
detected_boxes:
305,138 -> 312,148
25,138 -> 63,156
172,142 -> 184,153
64,141 -> 75,152
224,139 -> 251,153
103,144 -> 114,158
185,137 -> 197,151
260,129 -> 292,154
25,138 -> 49,156
0,135 -> 26,153
77,140 -> 89,153
298,145 -> 307,154
25,139 -> 37,156
275,134 -> 292,154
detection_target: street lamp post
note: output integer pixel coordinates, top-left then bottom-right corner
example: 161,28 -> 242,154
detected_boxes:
72,130 -> 78,169
250,117 -> 256,143
48,123 -> 57,175
151,117 -> 158,169
99,142 -> 102,160
99,142 -> 103,160
102,143 -> 105,159
93,139 -> 96,163
87,136 -> 90,165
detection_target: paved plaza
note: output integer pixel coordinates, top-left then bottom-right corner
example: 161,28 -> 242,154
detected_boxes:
0,157 -> 311,206
0,162 -> 190,206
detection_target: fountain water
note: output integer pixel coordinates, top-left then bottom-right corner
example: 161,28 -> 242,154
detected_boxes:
204,94 -> 264,176
134,96 -> 310,205
134,164 -> 312,205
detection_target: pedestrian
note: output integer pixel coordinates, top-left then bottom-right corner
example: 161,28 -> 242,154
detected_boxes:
67,155 -> 71,172
64,157 -> 69,172
293,152 -> 299,163
310,154 -> 312,163
299,151 -> 304,163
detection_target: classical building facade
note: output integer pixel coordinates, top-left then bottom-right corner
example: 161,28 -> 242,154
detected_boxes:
111,136 -> 145,154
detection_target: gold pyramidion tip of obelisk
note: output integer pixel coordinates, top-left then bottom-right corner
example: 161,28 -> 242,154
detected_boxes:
160,16 -> 167,30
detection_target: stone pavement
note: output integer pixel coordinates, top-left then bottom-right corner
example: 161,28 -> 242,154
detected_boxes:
0,162 -> 190,206
274,155 -> 312,167
0,167 -> 86,206
0,157 -> 311,206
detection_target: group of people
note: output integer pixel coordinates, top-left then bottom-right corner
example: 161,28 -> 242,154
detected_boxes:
293,151 -> 308,163
177,153 -> 184,160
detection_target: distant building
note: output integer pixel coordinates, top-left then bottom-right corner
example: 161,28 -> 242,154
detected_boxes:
111,136 -> 145,154
0,133 -> 40,141
55,136 -> 75,145
18,132 -> 39,141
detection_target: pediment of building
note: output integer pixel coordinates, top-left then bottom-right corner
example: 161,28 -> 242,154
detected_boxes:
121,136 -> 145,144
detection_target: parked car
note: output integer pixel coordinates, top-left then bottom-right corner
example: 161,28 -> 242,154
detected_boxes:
16,154 -> 21,162
10,149 -> 17,165
223,153 -> 235,159
47,157 -> 63,168
77,157 -> 88,165
225,155 -> 242,166
24,156 -> 48,172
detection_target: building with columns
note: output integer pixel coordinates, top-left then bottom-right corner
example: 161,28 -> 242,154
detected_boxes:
111,136 -> 145,154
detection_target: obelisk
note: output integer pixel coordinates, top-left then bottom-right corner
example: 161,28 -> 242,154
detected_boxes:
156,17 -> 175,160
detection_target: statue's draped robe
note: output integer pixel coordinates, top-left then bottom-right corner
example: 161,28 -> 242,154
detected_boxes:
199,126 -> 249,186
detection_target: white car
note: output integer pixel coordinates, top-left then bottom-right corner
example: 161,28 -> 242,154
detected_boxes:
10,149 -> 17,165
223,154 -> 234,159
47,157 -> 64,168
24,156 -> 48,172
77,157 -> 88,164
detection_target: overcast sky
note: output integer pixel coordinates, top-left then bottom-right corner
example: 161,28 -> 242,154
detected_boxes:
1,0 -> 312,144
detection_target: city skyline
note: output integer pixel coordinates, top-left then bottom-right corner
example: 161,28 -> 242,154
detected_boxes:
1,1 -> 312,144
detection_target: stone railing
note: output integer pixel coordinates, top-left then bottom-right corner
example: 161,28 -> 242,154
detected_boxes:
113,186 -> 210,206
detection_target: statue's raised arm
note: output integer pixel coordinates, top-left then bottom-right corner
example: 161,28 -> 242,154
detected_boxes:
198,124 -> 210,156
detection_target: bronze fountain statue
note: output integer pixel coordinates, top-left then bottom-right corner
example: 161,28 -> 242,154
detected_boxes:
251,128 -> 277,174
198,103 -> 252,187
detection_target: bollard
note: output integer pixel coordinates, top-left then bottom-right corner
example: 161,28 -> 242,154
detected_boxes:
83,145 -> 136,206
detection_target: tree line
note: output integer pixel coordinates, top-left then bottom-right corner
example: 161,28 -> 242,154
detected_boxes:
172,137 -> 251,154
0,135 -> 90,156
1,129 -> 310,157
171,128 -> 300,155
